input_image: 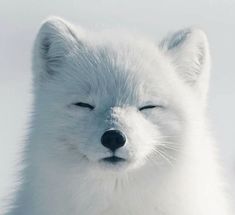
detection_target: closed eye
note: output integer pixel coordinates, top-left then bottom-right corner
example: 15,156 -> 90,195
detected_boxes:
73,102 -> 95,110
139,105 -> 163,111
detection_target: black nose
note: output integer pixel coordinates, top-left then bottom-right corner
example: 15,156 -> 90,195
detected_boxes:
101,130 -> 126,152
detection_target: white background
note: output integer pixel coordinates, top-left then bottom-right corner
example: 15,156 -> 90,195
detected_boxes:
0,0 -> 234,204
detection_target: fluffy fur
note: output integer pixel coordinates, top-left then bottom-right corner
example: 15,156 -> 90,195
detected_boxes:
4,17 -> 232,215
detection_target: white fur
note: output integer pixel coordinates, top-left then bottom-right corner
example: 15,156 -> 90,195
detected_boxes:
4,17 -> 232,215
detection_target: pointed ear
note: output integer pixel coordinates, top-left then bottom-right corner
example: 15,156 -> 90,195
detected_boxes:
160,28 -> 211,102
33,16 -> 84,83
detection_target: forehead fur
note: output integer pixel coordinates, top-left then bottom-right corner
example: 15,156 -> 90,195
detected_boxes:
49,31 -> 175,103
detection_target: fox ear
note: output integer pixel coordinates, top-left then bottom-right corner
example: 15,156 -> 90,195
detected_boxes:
33,17 -> 84,82
160,28 -> 211,101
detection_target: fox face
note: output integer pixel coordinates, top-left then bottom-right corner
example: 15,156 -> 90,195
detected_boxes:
32,17 -> 210,172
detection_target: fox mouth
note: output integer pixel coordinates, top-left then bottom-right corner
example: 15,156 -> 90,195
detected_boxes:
101,156 -> 126,164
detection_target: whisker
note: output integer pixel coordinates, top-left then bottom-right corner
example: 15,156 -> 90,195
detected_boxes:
159,145 -> 180,152
151,148 -> 174,166
155,134 -> 180,138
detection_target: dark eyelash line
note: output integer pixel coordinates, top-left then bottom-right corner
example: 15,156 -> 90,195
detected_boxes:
72,103 -> 163,111
139,105 -> 162,111
73,102 -> 95,110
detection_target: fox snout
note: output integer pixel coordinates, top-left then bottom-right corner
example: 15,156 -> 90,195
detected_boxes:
101,129 -> 126,152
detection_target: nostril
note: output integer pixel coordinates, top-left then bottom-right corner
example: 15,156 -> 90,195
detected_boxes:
101,130 -> 126,152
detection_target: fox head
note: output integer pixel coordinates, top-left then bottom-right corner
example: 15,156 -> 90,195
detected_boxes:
32,17 -> 210,173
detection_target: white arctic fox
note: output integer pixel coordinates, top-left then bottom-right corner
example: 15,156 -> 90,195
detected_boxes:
4,17 -> 232,215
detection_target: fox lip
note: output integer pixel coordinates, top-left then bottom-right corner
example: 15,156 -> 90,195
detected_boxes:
101,156 -> 126,164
